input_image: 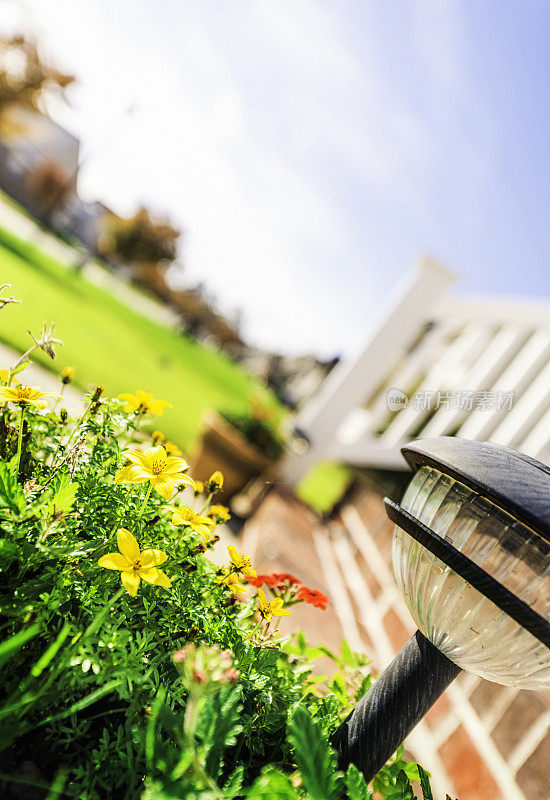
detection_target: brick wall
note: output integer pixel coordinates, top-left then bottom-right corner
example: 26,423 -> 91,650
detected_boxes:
239,483 -> 550,800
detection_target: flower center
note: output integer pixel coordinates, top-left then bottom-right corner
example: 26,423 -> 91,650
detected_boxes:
150,458 -> 165,475
17,387 -> 32,399
132,559 -> 142,572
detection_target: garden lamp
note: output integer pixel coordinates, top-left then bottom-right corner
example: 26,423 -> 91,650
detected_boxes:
331,437 -> 550,783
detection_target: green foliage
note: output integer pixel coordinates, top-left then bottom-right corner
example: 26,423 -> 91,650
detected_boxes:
219,409 -> 285,460
419,765 -> 434,800
345,763 -> 372,800
0,224 -> 260,450
0,344 -> 452,798
287,706 -> 341,800
0,455 -> 25,513
100,206 -> 180,266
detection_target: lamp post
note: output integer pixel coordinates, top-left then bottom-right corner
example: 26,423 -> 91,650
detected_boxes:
331,437 -> 550,783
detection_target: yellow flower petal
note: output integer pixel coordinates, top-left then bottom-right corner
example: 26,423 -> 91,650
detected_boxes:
98,552 -> 131,571
151,476 -> 176,500
117,528 -> 140,561
272,607 -> 291,617
164,455 -> 189,471
136,390 -> 154,404
209,470 -> 224,488
114,465 -> 148,485
196,525 -> 213,541
176,473 -> 196,490
243,567 -> 257,578
139,567 -> 172,588
228,545 -> 238,563
149,400 -> 172,415
145,444 -> 166,461
164,440 -> 182,456
121,449 -> 147,466
140,549 -> 168,568
257,587 -> 267,609
120,570 -> 140,596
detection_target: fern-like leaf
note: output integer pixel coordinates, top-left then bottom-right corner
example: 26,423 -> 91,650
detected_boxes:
247,767 -> 300,799
418,765 -> 434,800
197,684 -> 243,779
287,705 -> 341,800
345,763 -> 372,800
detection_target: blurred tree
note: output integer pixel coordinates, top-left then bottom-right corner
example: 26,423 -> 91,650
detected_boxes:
100,206 -> 181,268
0,35 -> 74,137
25,158 -> 72,224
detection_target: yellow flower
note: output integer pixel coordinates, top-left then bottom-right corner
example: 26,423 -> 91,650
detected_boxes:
98,528 -> 171,596
151,430 -> 164,444
164,440 -> 183,457
118,390 -> 172,416
115,445 -> 195,500
0,384 -> 59,409
225,574 -> 247,594
0,361 -> 28,386
227,545 -> 256,578
257,587 -> 290,621
209,504 -> 231,523
193,480 -> 205,495
207,471 -> 224,491
0,370 -> 17,386
216,570 -> 247,594
170,506 -> 216,540
60,366 -> 75,384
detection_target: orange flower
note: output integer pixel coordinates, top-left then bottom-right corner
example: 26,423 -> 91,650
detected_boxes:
296,587 -> 329,610
248,573 -> 301,589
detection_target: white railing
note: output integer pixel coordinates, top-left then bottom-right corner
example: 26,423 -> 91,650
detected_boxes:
283,258 -> 550,484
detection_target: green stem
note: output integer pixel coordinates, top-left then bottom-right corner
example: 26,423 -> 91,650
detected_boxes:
245,618 -> 263,642
50,422 -> 66,466
175,524 -> 191,549
200,493 -> 213,514
7,347 -> 34,387
172,692 -> 221,794
137,484 -> 152,520
14,404 -> 25,478
60,399 -> 92,462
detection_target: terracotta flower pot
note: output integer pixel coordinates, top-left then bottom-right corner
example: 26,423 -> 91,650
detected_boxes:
190,410 -> 274,503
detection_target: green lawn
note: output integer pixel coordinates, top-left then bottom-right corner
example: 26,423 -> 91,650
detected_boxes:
0,225 -> 258,451
0,222 -> 350,512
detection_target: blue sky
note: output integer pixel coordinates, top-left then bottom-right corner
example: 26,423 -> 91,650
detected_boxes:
6,0 -> 550,356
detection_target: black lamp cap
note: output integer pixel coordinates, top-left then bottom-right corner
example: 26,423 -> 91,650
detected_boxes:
401,437 -> 550,543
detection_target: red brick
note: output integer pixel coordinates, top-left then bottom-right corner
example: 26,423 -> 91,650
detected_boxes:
239,487 -> 349,668
492,692 -> 547,757
516,733 -> 550,800
439,726 -> 502,800
469,680 -> 507,716
424,692 -> 452,729
355,550 -> 383,599
382,607 -> 410,653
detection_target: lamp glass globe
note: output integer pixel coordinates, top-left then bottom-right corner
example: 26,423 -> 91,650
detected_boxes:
392,465 -> 550,689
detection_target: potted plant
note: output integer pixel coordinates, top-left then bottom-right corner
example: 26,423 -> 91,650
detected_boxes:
190,397 -> 286,503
